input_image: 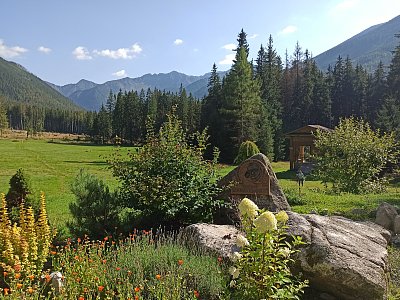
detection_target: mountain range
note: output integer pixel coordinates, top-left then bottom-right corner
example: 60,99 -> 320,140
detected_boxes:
48,71 -> 216,111
0,15 -> 398,111
314,15 -> 400,71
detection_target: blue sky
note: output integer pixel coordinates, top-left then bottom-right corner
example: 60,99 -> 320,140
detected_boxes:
1,0 -> 399,85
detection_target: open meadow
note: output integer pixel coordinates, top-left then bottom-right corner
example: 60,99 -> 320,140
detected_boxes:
1,137 -> 399,231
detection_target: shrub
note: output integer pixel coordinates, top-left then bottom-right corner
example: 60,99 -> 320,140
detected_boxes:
68,170 -> 120,239
314,117 -> 398,194
108,111 -> 225,229
5,169 -> 38,223
0,192 -> 53,279
234,140 -> 260,165
229,197 -> 308,299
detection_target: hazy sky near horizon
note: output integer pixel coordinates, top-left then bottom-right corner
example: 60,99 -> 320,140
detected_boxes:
1,0 -> 400,85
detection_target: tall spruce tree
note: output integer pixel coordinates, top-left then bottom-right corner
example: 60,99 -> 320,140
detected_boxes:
366,61 -> 386,126
0,101 -> 8,136
219,30 -> 262,162
201,63 -> 222,153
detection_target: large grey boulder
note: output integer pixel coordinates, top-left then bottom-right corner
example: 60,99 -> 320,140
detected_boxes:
215,153 -> 290,224
183,223 -> 241,259
287,212 -> 389,300
185,213 -> 389,300
375,202 -> 398,231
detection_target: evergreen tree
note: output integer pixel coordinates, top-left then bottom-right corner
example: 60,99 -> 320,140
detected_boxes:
105,90 -> 116,114
236,29 -> 249,57
366,61 -> 386,126
201,63 -> 222,154
387,33 -> 400,100
0,101 -> 8,136
96,104 -> 112,143
220,31 -> 262,162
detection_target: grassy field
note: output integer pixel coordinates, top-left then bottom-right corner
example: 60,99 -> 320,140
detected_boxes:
0,138 -> 130,229
1,138 -> 399,231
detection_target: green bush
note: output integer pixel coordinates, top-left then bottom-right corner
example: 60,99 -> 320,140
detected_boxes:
68,170 -> 120,239
234,140 -> 260,165
108,111 -> 225,229
5,168 -> 38,222
314,117 -> 398,194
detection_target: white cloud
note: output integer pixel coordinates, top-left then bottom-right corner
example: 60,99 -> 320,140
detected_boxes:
93,43 -> 142,59
174,39 -> 183,45
38,46 -> 51,54
222,43 -> 236,51
219,53 -> 235,65
278,25 -> 298,35
72,46 -> 92,60
112,69 -> 127,77
248,33 -> 259,39
331,0 -> 359,14
0,39 -> 28,58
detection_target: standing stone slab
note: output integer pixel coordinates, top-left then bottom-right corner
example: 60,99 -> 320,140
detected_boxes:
215,153 -> 290,224
375,202 -> 398,231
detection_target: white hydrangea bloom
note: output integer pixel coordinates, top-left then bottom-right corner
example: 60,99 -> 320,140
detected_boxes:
230,251 -> 243,262
253,211 -> 277,234
236,234 -> 250,247
229,266 -> 240,279
238,197 -> 259,219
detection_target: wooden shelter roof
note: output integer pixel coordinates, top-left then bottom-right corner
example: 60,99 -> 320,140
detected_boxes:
285,125 -> 332,137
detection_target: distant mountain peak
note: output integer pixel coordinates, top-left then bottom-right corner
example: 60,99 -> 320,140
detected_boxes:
314,15 -> 400,72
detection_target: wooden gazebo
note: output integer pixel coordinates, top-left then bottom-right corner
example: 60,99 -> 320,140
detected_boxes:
285,125 -> 331,170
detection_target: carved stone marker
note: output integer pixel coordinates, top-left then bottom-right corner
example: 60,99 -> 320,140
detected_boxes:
230,159 -> 271,197
215,153 -> 290,224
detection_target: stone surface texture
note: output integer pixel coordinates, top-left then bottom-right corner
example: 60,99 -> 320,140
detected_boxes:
287,212 -> 389,300
215,153 -> 290,224
375,202 -> 398,231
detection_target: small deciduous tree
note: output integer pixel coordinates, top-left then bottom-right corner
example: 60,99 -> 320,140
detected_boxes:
314,117 -> 397,194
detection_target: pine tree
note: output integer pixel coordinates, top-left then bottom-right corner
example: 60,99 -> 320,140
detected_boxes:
387,33 -> 400,100
0,101 -> 8,136
366,61 -> 386,126
220,31 -> 262,162
201,63 -> 222,153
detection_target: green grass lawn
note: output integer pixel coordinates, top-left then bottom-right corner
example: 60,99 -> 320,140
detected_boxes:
0,138 -> 130,229
1,138 -> 399,231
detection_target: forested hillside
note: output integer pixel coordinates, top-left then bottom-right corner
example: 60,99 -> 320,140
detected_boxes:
315,15 -> 400,72
0,57 -> 82,111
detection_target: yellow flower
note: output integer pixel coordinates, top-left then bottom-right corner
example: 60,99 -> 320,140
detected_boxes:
276,211 -> 289,224
254,211 -> 277,234
238,198 -> 259,219
236,235 -> 249,247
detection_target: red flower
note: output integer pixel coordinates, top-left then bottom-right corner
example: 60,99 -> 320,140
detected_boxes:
155,274 -> 161,280
98,286 -> 105,292
194,290 -> 200,298
178,259 -> 184,266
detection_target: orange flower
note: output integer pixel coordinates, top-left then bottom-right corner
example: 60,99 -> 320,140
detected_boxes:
134,287 -> 140,293
103,236 -> 109,241
194,290 -> 200,298
28,274 -> 34,280
3,288 -> 9,295
77,237 -> 81,243
27,287 -> 34,294
155,274 -> 161,280
75,255 -> 80,260
15,273 -> 21,279
16,283 -> 23,289
127,271 -> 132,276
76,277 -> 81,283
135,296 -> 139,300
50,251 -> 57,255
177,259 -> 184,266
45,274 -> 51,282
98,286 -> 105,292
3,271 -> 7,277
13,265 -> 21,272
102,259 -> 107,264
116,267 -> 121,271
79,297 -> 85,300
